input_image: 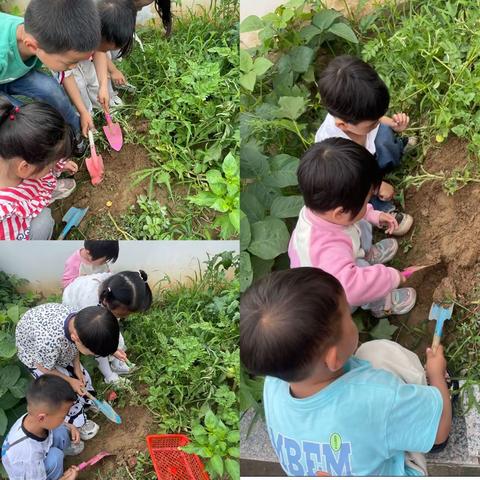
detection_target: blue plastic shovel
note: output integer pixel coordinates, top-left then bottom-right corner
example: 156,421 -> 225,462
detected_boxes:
85,391 -> 122,424
429,302 -> 454,353
57,207 -> 89,240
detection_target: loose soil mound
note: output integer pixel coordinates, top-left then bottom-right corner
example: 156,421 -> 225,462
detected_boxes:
394,137 -> 480,352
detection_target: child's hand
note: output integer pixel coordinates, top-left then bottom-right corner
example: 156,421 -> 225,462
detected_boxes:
378,181 -> 394,201
378,212 -> 398,235
61,466 -> 79,480
69,378 -> 86,396
80,111 -> 94,137
111,68 -> 127,86
426,344 -> 447,381
113,349 -> 128,362
63,161 -> 78,175
98,84 -> 110,113
68,424 -> 81,443
391,112 -> 410,133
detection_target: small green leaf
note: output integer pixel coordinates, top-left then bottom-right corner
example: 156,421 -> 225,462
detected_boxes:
225,458 -> 240,480
327,22 -> 358,43
205,410 -> 218,430
299,24 -> 322,42
228,446 -> 240,458
240,142 -> 269,179
270,195 -> 304,218
228,209 -> 240,233
222,152 -> 239,178
248,217 -> 290,260
240,72 -> 256,91
7,305 -> 19,323
251,256 -> 274,281
209,455 -> 224,476
239,252 -> 253,293
252,57 -> 273,77
9,377 -> 29,399
206,169 -> 225,186
312,9 -> 343,31
289,46 -> 314,73
240,15 -> 264,33
0,365 -> 20,389
241,191 -> 265,223
277,96 -> 306,120
227,430 -> 240,443
240,211 -> 251,251
239,49 -> 253,73
0,332 -> 16,359
370,318 -> 398,340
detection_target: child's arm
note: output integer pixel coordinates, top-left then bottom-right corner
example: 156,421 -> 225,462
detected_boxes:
63,75 -> 94,136
72,353 -> 86,387
61,466 -> 79,480
380,114 -> 409,133
35,363 -> 86,396
93,52 -> 110,112
64,422 -> 81,444
107,57 -> 127,86
425,345 -> 452,444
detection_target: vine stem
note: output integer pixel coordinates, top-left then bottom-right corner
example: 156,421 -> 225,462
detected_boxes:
107,211 -> 136,240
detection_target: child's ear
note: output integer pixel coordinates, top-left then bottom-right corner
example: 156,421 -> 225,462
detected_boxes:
332,206 -> 346,222
334,118 -> 348,131
23,34 -> 39,53
70,330 -> 80,343
37,413 -> 46,423
16,160 -> 36,179
324,345 -> 342,372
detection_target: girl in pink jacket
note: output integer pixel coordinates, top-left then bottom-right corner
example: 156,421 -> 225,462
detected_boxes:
289,137 -> 416,317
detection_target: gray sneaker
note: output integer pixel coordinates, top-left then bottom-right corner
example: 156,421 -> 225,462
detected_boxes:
365,239 -> 398,265
64,440 -> 85,456
371,288 -> 417,318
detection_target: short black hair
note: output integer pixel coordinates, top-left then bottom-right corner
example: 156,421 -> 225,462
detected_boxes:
75,306 -> 119,356
98,0 -> 137,57
24,0 -> 101,54
99,270 -> 152,313
240,268 -> 344,382
0,100 -> 72,170
298,138 -> 382,219
84,240 -> 119,262
27,375 -> 76,409
318,55 -> 389,124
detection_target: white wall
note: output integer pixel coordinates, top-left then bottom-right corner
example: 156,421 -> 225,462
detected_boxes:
0,241 -> 238,294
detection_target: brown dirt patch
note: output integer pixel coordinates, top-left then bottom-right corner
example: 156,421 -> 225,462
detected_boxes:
66,404 -> 155,479
393,137 -> 480,353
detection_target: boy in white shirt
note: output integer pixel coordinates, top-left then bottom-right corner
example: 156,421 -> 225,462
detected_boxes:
315,55 -> 415,236
1,375 -> 83,480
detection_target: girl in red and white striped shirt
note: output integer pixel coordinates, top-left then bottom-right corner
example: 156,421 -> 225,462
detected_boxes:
0,100 -> 78,240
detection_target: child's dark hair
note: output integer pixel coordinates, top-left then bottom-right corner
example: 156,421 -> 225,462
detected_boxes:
84,240 -> 119,263
298,138 -> 382,219
75,306 -> 119,356
240,268 -> 344,382
0,100 -> 72,170
26,375 -> 76,409
98,0 -> 137,57
24,0 -> 101,53
99,270 -> 152,313
318,55 -> 389,124
155,0 -> 172,36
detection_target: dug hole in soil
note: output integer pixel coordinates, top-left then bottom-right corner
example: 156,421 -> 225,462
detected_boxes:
393,137 -> 480,354
65,403 -> 154,478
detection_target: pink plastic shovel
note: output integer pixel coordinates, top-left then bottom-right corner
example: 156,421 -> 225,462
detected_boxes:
103,110 -> 123,151
78,451 -> 112,471
85,130 -> 104,186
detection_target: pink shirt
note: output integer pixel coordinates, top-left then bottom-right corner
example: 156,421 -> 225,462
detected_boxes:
62,250 -> 83,288
288,205 -> 401,307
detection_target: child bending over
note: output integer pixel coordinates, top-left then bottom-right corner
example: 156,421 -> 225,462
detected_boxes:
1,376 -> 83,480
0,101 -> 78,240
63,270 -> 152,384
62,240 -> 119,288
240,267 -> 452,476
316,55 -> 415,235
15,304 -> 119,441
289,138 -> 415,316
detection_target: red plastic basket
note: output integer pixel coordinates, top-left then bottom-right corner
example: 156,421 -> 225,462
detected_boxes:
146,434 -> 209,480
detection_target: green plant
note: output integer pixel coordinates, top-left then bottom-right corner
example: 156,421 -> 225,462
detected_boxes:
184,410 -> 240,479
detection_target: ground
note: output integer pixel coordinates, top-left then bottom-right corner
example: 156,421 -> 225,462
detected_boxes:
391,138 -> 480,358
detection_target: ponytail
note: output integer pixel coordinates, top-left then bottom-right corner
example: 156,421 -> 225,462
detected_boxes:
154,0 -> 172,36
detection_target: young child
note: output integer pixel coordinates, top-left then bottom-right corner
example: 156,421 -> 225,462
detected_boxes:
59,0 -> 137,128
240,267 -> 452,476
0,100 -> 78,240
289,138 -> 415,316
62,240 -> 119,288
2,375 -> 83,480
134,0 -> 172,36
0,0 -> 102,156
15,303 -> 119,440
62,270 -> 152,384
316,55 -> 414,235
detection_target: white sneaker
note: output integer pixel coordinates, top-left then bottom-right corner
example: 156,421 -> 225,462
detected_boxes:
104,372 -> 121,384
64,440 -> 85,456
78,419 -> 100,441
110,359 -> 131,375
110,95 -> 124,107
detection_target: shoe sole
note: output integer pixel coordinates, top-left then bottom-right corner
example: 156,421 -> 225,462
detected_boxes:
79,424 -> 100,441
392,216 -> 414,237
371,289 -> 417,317
369,240 -> 399,265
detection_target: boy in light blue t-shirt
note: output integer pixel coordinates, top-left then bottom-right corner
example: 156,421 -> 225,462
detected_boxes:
240,267 -> 452,476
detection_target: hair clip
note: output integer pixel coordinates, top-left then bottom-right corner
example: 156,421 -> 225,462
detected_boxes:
9,107 -> 20,121
138,270 -> 147,282
107,287 -> 112,293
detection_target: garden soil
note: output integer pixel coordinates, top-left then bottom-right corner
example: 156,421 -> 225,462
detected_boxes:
393,137 -> 480,353
66,404 -> 155,479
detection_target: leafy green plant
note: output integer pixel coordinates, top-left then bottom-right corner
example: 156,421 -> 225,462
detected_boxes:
184,410 -> 240,479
